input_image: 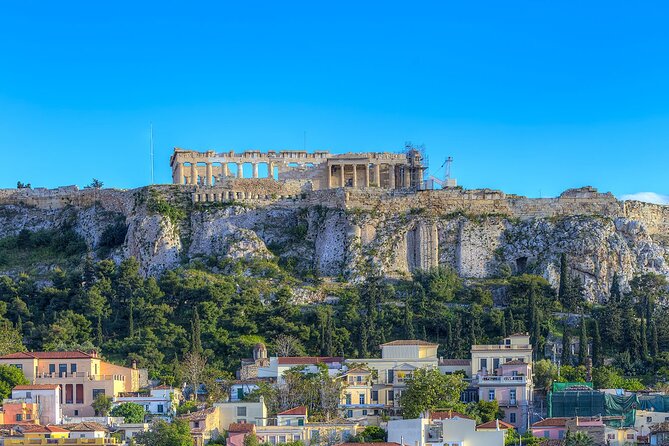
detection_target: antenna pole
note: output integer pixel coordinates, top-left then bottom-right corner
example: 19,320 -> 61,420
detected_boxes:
150,123 -> 154,184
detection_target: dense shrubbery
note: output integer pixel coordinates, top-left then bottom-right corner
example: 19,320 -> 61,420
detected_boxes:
0,227 -> 87,268
0,242 -> 667,393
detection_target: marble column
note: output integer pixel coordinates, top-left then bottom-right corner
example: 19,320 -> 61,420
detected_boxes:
404,165 -> 411,188
190,163 -> 197,185
374,164 -> 381,187
327,165 -> 332,189
176,163 -> 184,185
223,163 -> 229,177
205,163 -> 213,186
339,164 -> 345,187
352,164 -> 358,188
237,163 -> 244,178
388,164 -> 395,189
252,163 -> 259,178
364,164 -> 370,187
269,162 -> 275,179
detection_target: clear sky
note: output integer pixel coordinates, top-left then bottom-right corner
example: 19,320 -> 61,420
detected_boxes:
1,1 -> 668,202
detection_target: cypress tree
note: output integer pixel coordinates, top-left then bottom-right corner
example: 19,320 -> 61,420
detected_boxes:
641,316 -> 649,361
578,314 -> 587,366
558,253 -> 569,307
404,304 -> 415,340
445,321 -> 453,354
610,272 -> 622,304
651,320 -> 659,359
191,307 -> 202,354
500,312 -> 508,338
561,321 -> 570,366
508,310 -> 515,334
128,299 -> 135,338
96,314 -> 103,346
325,310 -> 334,356
591,319 -> 602,367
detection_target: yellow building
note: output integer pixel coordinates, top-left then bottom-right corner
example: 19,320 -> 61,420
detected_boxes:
0,351 -> 140,417
346,340 -> 439,416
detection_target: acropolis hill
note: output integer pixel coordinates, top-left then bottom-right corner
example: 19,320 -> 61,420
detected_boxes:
1,147 -> 668,302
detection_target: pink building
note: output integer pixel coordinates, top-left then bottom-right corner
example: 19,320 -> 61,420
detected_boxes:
475,360 -> 533,431
227,422 -> 255,446
531,417 -> 606,442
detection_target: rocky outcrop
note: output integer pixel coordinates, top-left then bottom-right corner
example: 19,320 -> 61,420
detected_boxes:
1,185 -> 667,302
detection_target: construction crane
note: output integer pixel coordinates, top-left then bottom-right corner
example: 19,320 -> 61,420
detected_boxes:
424,156 -> 457,189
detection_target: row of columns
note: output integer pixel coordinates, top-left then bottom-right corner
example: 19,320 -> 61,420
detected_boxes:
174,162 -> 276,185
327,163 -> 413,189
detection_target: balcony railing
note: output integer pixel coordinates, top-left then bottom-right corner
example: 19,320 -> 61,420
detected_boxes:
478,375 -> 527,384
35,372 -> 125,381
471,344 -> 531,351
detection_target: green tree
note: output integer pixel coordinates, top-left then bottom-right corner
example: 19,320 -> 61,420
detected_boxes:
351,426 -> 387,442
564,430 -> 594,446
558,253 -> 569,307
0,322 -> 26,356
399,368 -> 466,419
86,178 -> 104,189
0,364 -> 29,399
111,402 -> 146,423
534,359 -> 559,391
91,394 -> 112,416
243,434 -> 260,446
43,310 -> 93,351
561,321 -> 571,366
466,400 -> 504,424
134,419 -> 194,446
578,315 -> 588,366
591,319 -> 602,367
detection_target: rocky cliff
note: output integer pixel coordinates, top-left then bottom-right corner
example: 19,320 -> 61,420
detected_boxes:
1,185 -> 668,302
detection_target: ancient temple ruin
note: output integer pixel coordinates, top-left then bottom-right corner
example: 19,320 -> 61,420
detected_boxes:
169,146 -> 427,190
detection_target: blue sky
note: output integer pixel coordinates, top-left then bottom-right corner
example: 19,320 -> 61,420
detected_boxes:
1,1 -> 668,201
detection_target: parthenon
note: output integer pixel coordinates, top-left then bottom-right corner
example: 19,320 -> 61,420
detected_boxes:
169,147 -> 427,190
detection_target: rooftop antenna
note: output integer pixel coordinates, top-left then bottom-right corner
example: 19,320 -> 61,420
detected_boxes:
150,122 -> 155,184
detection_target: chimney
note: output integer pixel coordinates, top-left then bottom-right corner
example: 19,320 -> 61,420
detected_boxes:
131,359 -> 137,370
496,419 -> 500,431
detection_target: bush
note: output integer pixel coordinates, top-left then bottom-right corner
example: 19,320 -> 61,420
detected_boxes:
110,402 -> 146,423
99,221 -> 128,249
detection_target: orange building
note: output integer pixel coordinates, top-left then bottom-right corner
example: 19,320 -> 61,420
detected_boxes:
0,351 -> 140,417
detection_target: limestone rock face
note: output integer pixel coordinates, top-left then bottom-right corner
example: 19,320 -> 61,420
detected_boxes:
1,185 -> 668,303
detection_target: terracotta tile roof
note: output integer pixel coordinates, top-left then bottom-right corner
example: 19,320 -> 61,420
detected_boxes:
430,410 -> 473,420
476,419 -> 515,430
380,340 -> 438,347
153,385 -> 172,390
179,407 -> 215,421
20,424 -> 70,433
62,422 -> 108,432
532,417 -> 570,427
439,359 -> 471,366
0,351 -> 95,360
277,357 -> 343,365
13,384 -> 60,390
278,406 -> 307,416
228,423 -> 256,433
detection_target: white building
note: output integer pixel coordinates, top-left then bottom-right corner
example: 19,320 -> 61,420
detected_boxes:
11,384 -> 62,425
388,411 -> 505,446
257,356 -> 345,383
113,386 -> 178,419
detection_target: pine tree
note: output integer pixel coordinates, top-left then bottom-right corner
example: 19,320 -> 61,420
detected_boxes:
591,319 -> 602,367
578,315 -> 587,366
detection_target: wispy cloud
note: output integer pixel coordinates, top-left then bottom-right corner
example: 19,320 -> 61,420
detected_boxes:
620,192 -> 669,205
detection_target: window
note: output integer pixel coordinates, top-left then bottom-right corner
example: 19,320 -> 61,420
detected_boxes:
607,434 -> 615,440
488,390 -> 495,401
509,389 -> 517,403
157,404 -> 164,413
74,410 -> 79,416
387,370 -> 395,383
647,417 -> 653,422
356,375 -> 362,382
194,421 -> 200,428
346,394 -> 351,405
237,388 -> 245,400
59,363 -> 67,377
293,435 -> 301,441
16,414 -> 23,421
627,433 -> 635,440
362,410 -> 368,416
13,364 -> 22,370
92,389 -> 106,399
544,432 -> 550,438
347,410 -> 353,418
26,392 -> 31,399
372,391 -> 378,401
388,390 -> 394,401
359,394 -> 365,405
26,414 -> 31,420
298,418 -> 304,426
480,359 -> 487,371
71,363 -> 77,373
279,436 -> 286,443
493,358 -> 500,370
558,431 -> 564,439
509,413 -> 516,423
49,364 -> 56,374
237,407 -> 247,417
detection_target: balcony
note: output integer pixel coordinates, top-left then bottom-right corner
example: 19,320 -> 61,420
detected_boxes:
35,372 -> 125,382
477,375 -> 527,385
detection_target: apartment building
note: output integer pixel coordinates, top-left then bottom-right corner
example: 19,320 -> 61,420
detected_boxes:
346,340 -> 439,416
0,351 -> 140,417
5,384 -> 61,425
